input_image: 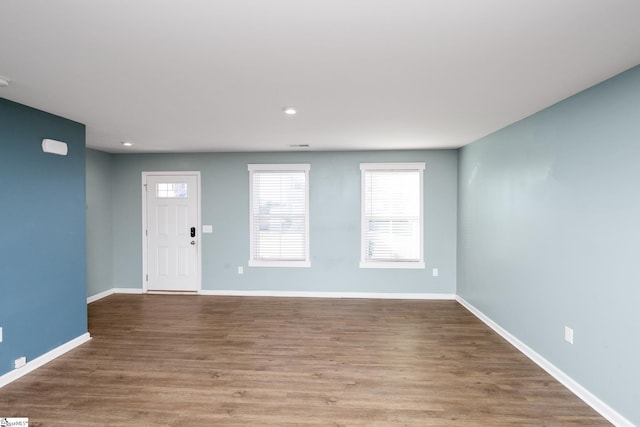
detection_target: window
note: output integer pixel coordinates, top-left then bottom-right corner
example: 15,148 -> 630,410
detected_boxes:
248,164 -> 310,267
360,163 -> 425,269
156,183 -> 188,198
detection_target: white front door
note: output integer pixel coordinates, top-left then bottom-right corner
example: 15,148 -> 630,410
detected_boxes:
144,173 -> 200,292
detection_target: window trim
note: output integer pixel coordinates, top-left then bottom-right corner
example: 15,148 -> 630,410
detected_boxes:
248,163 -> 311,268
359,162 -> 425,270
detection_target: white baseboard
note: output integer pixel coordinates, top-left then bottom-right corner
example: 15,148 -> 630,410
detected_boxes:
87,288 -> 115,304
199,290 -> 456,300
147,291 -> 198,295
87,287 -> 143,304
89,288 -> 454,301
114,287 -> 144,294
455,296 -> 633,427
0,332 -> 91,389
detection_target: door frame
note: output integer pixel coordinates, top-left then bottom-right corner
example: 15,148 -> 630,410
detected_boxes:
141,171 -> 202,294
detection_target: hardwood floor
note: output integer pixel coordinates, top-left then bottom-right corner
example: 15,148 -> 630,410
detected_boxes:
0,295 -> 609,426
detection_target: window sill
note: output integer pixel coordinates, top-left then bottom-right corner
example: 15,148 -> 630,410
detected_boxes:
249,260 -> 311,268
359,261 -> 425,269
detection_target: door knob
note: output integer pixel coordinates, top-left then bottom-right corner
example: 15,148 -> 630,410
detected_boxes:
191,240 -> 196,245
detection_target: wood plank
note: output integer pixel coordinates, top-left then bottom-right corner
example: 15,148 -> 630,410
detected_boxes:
0,295 -> 610,426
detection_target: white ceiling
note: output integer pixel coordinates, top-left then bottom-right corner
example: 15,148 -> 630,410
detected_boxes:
1,0 -> 640,153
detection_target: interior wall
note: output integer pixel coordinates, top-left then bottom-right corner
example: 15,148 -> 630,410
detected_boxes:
0,98 -> 87,377
457,65 -> 640,424
86,149 -> 114,297
109,150 -> 458,295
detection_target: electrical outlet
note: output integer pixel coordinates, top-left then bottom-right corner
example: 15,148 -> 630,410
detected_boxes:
15,356 -> 26,369
238,266 -> 244,275
432,268 -> 439,277
564,326 -> 574,344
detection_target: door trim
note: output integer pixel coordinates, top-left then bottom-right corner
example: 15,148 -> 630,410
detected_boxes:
141,171 -> 202,293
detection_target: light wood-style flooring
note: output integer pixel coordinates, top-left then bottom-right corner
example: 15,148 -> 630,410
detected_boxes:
0,295 -> 609,426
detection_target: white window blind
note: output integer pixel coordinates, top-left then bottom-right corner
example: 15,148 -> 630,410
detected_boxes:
248,164 -> 310,267
360,163 -> 425,269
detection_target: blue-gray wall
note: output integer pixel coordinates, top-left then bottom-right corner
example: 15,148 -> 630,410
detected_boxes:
0,98 -> 87,376
458,65 -> 640,424
109,150 -> 457,294
86,149 -> 113,297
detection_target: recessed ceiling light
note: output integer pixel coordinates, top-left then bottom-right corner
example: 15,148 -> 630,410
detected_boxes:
121,141 -> 133,147
283,107 -> 297,115
0,76 -> 9,87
